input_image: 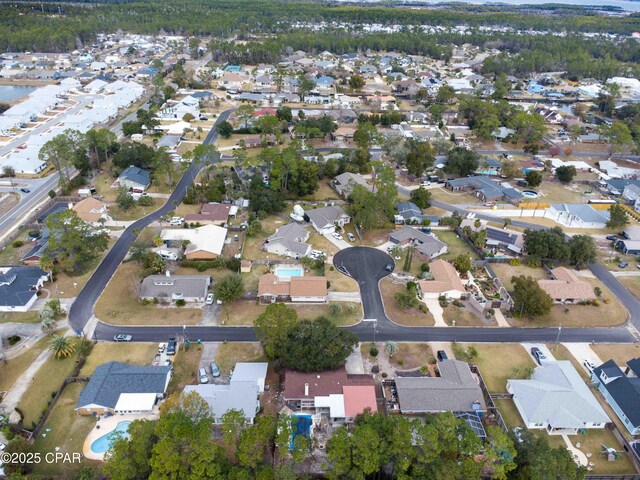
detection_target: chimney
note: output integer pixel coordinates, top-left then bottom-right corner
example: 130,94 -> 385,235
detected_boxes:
165,270 -> 171,277
304,383 -> 309,396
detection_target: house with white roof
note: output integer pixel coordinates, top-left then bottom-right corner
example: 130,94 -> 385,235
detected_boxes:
161,224 -> 227,260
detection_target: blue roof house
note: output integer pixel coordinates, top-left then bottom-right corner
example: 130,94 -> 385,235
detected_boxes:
592,358 -> 640,435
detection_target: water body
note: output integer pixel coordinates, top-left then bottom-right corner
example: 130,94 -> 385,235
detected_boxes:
396,0 -> 640,12
0,85 -> 37,103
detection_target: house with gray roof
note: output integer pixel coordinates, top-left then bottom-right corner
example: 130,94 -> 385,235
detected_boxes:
395,201 -> 439,226
508,361 -> 609,435
305,205 -> 351,235
118,165 -> 151,191
592,358 -> 640,435
76,361 -> 171,415
263,223 -> 311,259
0,266 -> 48,312
548,204 -> 610,229
140,272 -> 210,303
445,176 -> 522,204
389,227 -> 447,259
184,362 -> 268,424
395,360 -> 486,414
332,172 -> 371,199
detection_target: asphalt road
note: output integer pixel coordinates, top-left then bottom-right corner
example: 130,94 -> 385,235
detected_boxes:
68,109 -> 232,334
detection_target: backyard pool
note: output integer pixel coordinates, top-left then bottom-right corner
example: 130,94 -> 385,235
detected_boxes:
290,414 -> 312,449
274,266 -> 304,279
522,190 -> 540,198
90,421 -> 132,454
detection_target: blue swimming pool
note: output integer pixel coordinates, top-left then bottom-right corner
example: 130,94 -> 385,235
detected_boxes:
275,267 -> 304,278
90,421 -> 132,454
290,414 -> 312,449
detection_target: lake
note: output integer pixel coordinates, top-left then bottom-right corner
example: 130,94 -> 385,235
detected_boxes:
372,0 -> 640,13
0,85 -> 37,103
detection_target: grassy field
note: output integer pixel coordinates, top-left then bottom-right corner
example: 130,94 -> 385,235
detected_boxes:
95,261 -> 203,325
0,311 -> 40,324
494,399 -> 524,428
220,300 -> 362,327
390,343 -> 435,370
301,178 -> 340,201
430,188 -> 481,205
571,429 -> 637,475
592,344 -> 640,366
215,342 -> 266,374
167,345 -> 203,395
619,276 -> 640,299
442,304 -> 494,326
326,265 -> 359,292
32,383 -> 99,477
455,343 -> 534,393
491,263 -> 547,290
79,342 -> 158,376
380,278 -> 434,326
434,230 -> 478,261
18,349 -> 79,427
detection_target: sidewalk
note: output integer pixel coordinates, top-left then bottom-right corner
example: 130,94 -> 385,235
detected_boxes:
328,292 -> 361,303
493,309 -> 510,327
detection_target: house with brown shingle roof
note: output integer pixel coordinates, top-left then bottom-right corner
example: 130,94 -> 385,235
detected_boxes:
258,273 -> 327,303
417,259 -> 466,300
538,267 -> 596,304
184,203 -> 231,226
72,197 -> 107,224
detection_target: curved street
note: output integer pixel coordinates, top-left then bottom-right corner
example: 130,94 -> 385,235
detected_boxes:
68,112 -> 640,345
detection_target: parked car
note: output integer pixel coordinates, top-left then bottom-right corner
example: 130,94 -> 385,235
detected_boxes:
332,232 -> 343,240
164,359 -> 172,367
385,263 -> 394,272
198,368 -> 208,384
310,250 -> 325,259
205,293 -> 214,305
437,350 -> 448,362
347,233 -> 355,242
419,180 -> 431,187
583,359 -> 597,372
530,347 -> 547,365
158,343 -> 166,353
166,338 -> 177,355
20,188 -> 30,193
210,362 -> 221,377
113,334 -> 132,342
606,235 -> 619,241
169,216 -> 184,226
619,262 -> 629,268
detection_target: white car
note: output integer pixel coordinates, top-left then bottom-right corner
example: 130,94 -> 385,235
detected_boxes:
419,181 -> 431,187
347,233 -> 355,242
205,293 -> 214,305
169,216 -> 184,226
583,358 -> 597,372
198,368 -> 208,384
332,232 -> 343,241
310,250 -> 325,259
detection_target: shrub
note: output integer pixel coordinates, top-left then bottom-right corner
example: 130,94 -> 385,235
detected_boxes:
175,299 -> 186,306
419,303 -> 428,313
138,195 -> 153,206
509,258 -> 521,266
381,372 -> 388,378
7,335 -> 21,345
371,365 -> 380,374
420,263 -> 430,272
420,365 -> 429,376
594,287 -> 602,297
397,359 -> 404,366
525,256 -> 542,268
369,347 -> 378,357
406,281 -> 417,291
11,240 -> 24,248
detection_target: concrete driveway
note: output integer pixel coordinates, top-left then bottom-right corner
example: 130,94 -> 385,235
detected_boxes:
323,232 -> 351,250
561,343 -> 602,374
421,298 -> 447,327
522,343 -> 555,364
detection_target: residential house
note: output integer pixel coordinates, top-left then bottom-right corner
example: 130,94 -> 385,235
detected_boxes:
538,267 -> 596,304
332,126 -> 357,142
0,266 -> 48,312
160,225 -> 227,260
417,259 -> 466,300
258,273 -> 327,303
508,361 -> 609,435
332,172 -> 371,199
485,226 -> 524,255
76,362 -> 171,415
475,158 -> 502,176
71,197 -> 108,224
243,134 -> 277,149
284,367 -> 377,424
548,204 -> 609,229
305,205 -> 351,235
263,223 -> 311,259
395,201 -> 439,226
183,362 -> 268,424
389,227 -> 448,259
118,165 -> 151,191
395,360 -> 486,414
446,176 -> 523,203
140,272 -> 210,303
184,203 -> 231,226
592,358 -> 640,435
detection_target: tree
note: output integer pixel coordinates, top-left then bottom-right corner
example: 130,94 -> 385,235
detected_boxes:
49,335 -> 76,358
112,142 -> 155,170
214,274 -> 244,303
248,175 -> 285,214
405,139 -> 435,177
445,147 -> 480,176
216,120 -> 233,138
484,425 -> 517,480
254,303 -> 298,359
492,73 -> 511,99
453,253 -> 472,274
221,409 -> 248,449
299,76 -> 316,100
276,106 -> 292,122
104,419 -> 156,480
350,163 -> 397,230
385,341 -> 399,357
3,436 -> 34,475
525,170 -> 543,188
279,317 -> 358,372
509,111 -> 547,144
512,275 -> 553,318
607,204 -> 629,230
500,160 -> 523,179
410,187 -> 431,209
349,74 -> 365,90
568,234 -> 597,269
45,210 -> 109,273
246,220 -> 262,237
85,128 -> 117,167
511,429 -> 585,480
116,187 -> 135,211
236,415 -> 276,471
39,132 -> 78,188
601,121 -> 633,156
555,165 -> 577,183
523,227 -> 569,261
395,285 -> 419,309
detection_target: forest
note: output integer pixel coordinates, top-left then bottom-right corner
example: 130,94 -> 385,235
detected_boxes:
1,0 -> 640,53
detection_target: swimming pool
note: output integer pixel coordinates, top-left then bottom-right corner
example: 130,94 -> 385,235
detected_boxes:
522,190 -> 540,198
290,414 -> 312,449
90,421 -> 132,454
274,266 -> 304,279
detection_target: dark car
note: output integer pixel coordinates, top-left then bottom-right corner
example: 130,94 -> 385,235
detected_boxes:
20,188 -> 30,193
166,337 -> 177,355
437,350 -> 448,362
619,262 -> 629,268
606,235 -> 619,241
385,263 -> 394,272
530,347 -> 547,365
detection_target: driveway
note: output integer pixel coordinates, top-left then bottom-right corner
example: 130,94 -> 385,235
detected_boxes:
323,232 -> 351,250
333,247 -> 395,323
522,343 -> 555,364
421,298 -> 447,327
562,343 -> 602,374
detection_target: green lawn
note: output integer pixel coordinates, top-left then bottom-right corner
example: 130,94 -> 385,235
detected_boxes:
435,230 -> 478,261
0,311 -> 40,324
167,344 -> 203,395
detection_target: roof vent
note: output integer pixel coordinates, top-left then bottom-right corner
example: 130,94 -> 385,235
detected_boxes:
304,383 -> 309,396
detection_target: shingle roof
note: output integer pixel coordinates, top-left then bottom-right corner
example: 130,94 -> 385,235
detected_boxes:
258,274 -> 327,298
119,165 -> 150,188
550,204 -> 609,224
140,274 -> 209,299
0,266 -> 47,308
76,361 -> 171,409
389,227 -> 447,256
538,267 -> 596,301
306,206 -> 349,229
417,260 -> 464,295
266,223 -> 310,256
593,359 -> 640,427
184,382 -> 259,422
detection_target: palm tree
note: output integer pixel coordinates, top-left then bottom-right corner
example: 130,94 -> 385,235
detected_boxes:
41,316 -> 55,334
49,335 -> 76,359
385,341 -> 399,357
